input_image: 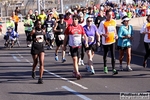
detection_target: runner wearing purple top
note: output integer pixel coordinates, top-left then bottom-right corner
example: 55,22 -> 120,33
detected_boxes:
83,17 -> 100,74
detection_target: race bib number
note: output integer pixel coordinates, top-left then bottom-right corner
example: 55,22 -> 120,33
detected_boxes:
58,34 -> 64,40
107,26 -> 115,33
88,36 -> 94,42
36,35 -> 44,42
47,27 -> 52,32
27,27 -> 32,31
73,34 -> 81,46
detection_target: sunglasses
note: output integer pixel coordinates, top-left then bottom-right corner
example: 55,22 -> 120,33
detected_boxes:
73,18 -> 78,20
124,20 -> 129,22
37,23 -> 42,25
87,20 -> 92,22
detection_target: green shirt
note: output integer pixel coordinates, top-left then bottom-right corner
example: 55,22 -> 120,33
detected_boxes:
127,12 -> 132,18
6,20 -> 15,29
24,19 -> 33,31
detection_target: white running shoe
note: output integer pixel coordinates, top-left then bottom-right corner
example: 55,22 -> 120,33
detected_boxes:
90,66 -> 95,74
50,46 -> 53,49
126,65 -> 132,71
27,44 -> 31,47
78,58 -> 81,65
68,52 -> 71,56
81,60 -> 84,66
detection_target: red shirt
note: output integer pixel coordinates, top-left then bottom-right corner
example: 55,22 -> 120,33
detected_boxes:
64,17 -> 73,26
65,24 -> 85,47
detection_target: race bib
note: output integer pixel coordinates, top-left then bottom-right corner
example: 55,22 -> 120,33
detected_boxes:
88,36 -> 94,42
47,27 -> 52,32
73,34 -> 81,46
107,26 -> 115,33
58,34 -> 64,40
49,34 -> 54,40
27,27 -> 32,31
36,35 -> 44,42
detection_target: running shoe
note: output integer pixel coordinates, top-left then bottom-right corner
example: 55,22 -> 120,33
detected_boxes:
68,52 -> 71,56
90,66 -> 95,75
27,44 -> 31,47
47,46 -> 50,50
85,65 -> 91,72
50,46 -> 53,49
126,65 -> 132,71
32,71 -> 36,79
38,78 -> 43,84
81,60 -> 84,66
55,55 -> 59,61
143,61 -> 147,68
62,58 -> 66,63
112,69 -> 118,75
104,66 -> 108,74
119,65 -> 123,71
78,58 -> 81,65
76,73 -> 82,80
72,72 -> 81,80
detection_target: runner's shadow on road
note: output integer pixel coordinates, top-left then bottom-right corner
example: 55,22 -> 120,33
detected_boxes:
9,91 -> 120,96
96,51 -> 150,68
0,71 -> 34,84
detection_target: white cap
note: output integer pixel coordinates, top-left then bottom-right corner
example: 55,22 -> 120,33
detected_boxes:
100,6 -> 104,11
78,12 -> 83,17
68,9 -> 72,13
122,17 -> 130,21
122,16 -> 130,23
35,10 -> 38,13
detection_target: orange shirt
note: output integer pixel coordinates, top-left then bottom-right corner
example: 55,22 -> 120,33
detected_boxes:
12,15 -> 19,23
146,23 -> 150,39
103,19 -> 116,44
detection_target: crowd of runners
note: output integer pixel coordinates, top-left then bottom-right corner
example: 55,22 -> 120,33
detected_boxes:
1,0 -> 150,83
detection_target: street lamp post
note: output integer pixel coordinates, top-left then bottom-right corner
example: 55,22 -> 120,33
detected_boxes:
37,0 -> 40,14
60,0 -> 63,14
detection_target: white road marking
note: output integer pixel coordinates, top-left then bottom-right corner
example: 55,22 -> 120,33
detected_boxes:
1,54 -> 31,56
44,69 -> 88,89
16,52 -> 88,90
12,55 -> 20,62
62,86 -> 92,100
16,51 -> 23,58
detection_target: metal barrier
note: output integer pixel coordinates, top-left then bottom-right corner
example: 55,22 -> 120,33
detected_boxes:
1,15 -> 25,23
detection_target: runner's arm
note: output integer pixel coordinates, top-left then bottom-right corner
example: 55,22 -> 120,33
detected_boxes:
53,22 -> 60,33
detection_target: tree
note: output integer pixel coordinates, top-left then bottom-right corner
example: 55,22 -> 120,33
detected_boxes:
0,0 -> 18,16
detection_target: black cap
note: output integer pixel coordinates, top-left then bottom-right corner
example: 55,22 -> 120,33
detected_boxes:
59,14 -> 64,19
66,12 -> 71,16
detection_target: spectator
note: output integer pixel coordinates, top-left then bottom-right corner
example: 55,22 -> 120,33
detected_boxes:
11,11 -> 19,32
15,7 -> 21,15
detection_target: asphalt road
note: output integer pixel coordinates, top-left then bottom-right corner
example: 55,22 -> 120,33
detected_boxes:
0,34 -> 150,100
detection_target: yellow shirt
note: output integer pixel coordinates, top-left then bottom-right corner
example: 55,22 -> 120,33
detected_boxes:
38,14 -> 47,24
